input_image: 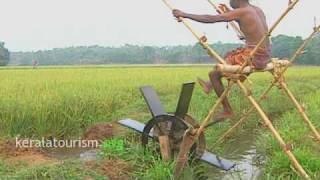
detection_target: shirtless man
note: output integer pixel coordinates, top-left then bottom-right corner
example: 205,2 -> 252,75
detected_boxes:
173,0 -> 271,122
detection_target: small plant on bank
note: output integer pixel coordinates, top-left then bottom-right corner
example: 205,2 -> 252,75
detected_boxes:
101,138 -> 126,159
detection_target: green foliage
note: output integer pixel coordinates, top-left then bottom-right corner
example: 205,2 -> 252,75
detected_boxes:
102,138 -> 125,159
0,66 -> 319,179
0,66 -> 319,139
300,36 -> 320,65
0,160 -> 106,180
258,91 -> 320,179
271,35 -> 303,59
126,143 -> 175,180
135,160 -> 174,180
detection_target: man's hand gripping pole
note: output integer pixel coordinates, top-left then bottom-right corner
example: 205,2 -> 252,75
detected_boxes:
162,0 -> 226,64
207,0 -> 245,40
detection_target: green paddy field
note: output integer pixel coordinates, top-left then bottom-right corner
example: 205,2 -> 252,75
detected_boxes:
0,65 -> 319,179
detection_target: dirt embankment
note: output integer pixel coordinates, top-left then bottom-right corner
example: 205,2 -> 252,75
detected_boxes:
82,122 -> 114,141
0,122 -> 132,179
0,140 -> 58,166
85,159 -> 132,180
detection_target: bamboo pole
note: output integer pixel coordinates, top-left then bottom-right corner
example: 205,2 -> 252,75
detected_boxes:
237,80 -> 310,180
206,0 -> 245,39
216,25 -> 320,143
162,0 -> 226,64
280,82 -> 320,141
238,0 -> 300,72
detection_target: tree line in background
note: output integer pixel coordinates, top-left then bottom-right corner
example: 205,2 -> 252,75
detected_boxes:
0,42 -> 10,66
7,34 -> 320,66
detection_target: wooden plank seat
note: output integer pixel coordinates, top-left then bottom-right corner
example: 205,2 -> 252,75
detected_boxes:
215,59 -> 291,74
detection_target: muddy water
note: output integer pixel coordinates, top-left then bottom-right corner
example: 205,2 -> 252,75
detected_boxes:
206,128 -> 265,180
44,148 -> 99,161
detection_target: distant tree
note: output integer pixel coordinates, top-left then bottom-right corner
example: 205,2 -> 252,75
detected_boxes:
299,36 -> 320,65
271,35 -> 303,59
0,42 -> 10,66
8,35 -> 320,66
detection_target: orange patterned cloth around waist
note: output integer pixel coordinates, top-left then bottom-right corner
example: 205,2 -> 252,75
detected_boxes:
225,45 -> 271,69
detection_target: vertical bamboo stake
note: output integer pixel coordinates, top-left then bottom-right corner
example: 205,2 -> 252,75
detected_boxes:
237,80 -> 310,180
280,82 -> 320,141
159,135 -> 171,161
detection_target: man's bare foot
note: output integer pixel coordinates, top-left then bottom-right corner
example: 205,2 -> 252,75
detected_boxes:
197,78 -> 213,94
213,111 -> 234,123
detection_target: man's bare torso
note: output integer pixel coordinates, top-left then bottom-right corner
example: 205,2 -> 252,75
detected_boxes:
237,5 -> 270,48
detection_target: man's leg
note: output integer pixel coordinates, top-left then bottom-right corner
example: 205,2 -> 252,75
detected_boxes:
209,70 -> 234,121
197,77 -> 213,94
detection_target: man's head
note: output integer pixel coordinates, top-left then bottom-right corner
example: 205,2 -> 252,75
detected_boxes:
229,0 -> 249,9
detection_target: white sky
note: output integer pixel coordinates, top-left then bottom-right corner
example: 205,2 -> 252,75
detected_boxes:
0,0 -> 318,51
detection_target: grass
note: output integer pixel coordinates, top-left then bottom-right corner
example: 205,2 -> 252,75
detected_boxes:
0,160 -> 106,179
0,65 -> 319,179
257,91 -> 320,179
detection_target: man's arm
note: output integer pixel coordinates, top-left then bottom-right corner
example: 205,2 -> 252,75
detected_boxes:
173,9 -> 245,23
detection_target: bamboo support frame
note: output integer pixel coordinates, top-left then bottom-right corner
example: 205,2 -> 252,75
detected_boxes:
216,25 -> 320,143
161,0 -> 314,178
